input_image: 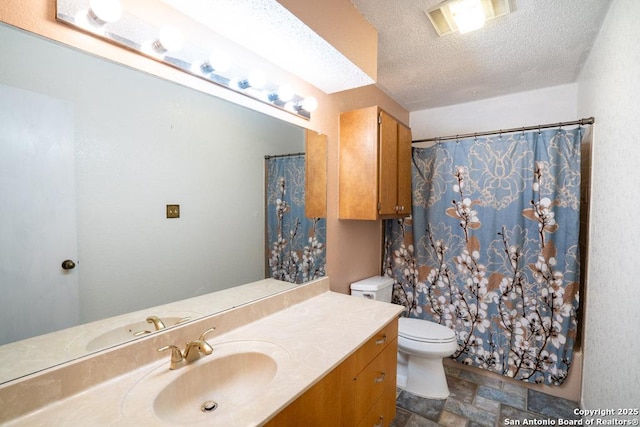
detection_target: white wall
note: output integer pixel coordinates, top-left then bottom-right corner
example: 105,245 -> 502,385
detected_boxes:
0,24 -> 304,324
577,0 -> 640,408
410,83 -> 578,141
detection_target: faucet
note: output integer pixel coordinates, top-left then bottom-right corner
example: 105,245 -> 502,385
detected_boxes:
146,316 -> 167,331
183,327 -> 216,362
158,327 -> 216,369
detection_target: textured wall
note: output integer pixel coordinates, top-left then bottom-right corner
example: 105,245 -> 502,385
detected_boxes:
577,0 -> 640,408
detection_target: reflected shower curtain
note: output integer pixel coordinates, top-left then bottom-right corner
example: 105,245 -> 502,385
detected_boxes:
265,154 -> 326,284
384,128 -> 582,385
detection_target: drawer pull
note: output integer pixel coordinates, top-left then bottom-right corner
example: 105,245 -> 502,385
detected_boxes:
374,415 -> 384,427
374,371 -> 386,383
375,334 -> 387,345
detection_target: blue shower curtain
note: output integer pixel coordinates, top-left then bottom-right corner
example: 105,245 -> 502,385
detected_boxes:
265,154 -> 326,284
384,128 -> 582,385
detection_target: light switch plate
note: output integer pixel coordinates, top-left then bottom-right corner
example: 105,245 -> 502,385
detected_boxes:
166,204 -> 180,218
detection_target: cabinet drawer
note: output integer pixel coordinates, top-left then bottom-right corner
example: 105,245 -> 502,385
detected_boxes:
354,319 -> 398,373
357,385 -> 397,427
354,338 -> 398,422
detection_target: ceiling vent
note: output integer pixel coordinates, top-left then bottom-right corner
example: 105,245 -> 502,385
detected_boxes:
426,0 -> 513,36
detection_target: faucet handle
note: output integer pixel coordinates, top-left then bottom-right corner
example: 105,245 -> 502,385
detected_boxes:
158,345 -> 184,370
199,327 -> 216,341
174,316 -> 191,326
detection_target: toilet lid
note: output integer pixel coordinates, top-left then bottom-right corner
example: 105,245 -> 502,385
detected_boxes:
398,317 -> 456,343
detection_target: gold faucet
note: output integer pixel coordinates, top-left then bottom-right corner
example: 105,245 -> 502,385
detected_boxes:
146,316 -> 167,331
183,327 -> 216,362
158,327 -> 216,369
158,345 -> 185,370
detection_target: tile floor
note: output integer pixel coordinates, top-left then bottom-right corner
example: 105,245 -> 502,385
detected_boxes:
391,364 -> 581,427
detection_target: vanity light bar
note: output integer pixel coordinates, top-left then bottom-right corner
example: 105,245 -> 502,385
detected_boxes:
55,0 -> 317,119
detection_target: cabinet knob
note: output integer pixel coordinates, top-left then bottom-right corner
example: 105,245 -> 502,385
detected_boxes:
374,416 -> 385,427
375,334 -> 387,345
374,371 -> 386,383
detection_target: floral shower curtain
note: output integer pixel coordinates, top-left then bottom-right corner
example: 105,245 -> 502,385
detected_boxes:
265,154 -> 326,284
384,127 -> 583,385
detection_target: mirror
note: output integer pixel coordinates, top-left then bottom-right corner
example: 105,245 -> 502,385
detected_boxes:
0,22 -> 324,384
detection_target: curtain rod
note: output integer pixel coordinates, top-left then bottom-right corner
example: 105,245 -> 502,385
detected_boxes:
264,152 -> 305,160
412,117 -> 595,144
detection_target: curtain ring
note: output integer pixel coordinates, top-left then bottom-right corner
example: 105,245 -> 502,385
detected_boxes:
456,134 -> 459,144
499,130 -> 503,139
538,125 -> 542,135
474,133 -> 478,142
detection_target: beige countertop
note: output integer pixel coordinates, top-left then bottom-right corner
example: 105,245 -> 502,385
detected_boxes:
2,278 -> 403,426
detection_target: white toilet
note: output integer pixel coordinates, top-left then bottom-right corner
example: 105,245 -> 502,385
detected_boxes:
351,276 -> 458,399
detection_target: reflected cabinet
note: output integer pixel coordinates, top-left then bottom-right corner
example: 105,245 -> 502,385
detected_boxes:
339,106 -> 412,220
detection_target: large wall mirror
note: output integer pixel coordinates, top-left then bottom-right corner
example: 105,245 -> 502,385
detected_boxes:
0,22 -> 326,384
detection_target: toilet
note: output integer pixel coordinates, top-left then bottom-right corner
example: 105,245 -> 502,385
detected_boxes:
351,276 -> 458,399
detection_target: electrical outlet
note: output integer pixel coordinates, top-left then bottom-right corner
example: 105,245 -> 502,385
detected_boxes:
166,204 -> 180,218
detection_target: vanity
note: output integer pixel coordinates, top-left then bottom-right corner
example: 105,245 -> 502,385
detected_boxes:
0,277 -> 403,426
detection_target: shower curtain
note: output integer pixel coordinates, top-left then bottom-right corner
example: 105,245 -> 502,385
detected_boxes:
384,127 -> 583,385
265,154 -> 326,284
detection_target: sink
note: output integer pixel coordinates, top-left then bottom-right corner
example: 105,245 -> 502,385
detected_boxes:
85,316 -> 188,351
122,340 -> 290,426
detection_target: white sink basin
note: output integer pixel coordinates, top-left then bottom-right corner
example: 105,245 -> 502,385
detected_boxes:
122,340 -> 290,426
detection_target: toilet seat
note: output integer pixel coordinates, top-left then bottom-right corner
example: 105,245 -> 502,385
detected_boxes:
398,317 -> 456,344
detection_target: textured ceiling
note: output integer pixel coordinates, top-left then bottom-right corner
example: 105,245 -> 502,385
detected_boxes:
350,0 -> 613,111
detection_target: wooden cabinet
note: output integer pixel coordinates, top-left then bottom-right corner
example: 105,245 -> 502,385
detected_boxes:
339,106 -> 412,220
264,319 -> 398,427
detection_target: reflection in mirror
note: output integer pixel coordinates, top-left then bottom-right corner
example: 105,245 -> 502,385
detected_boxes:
264,150 -> 326,283
0,22 -> 323,384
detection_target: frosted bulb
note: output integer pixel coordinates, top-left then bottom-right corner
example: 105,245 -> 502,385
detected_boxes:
208,50 -> 231,73
247,70 -> 266,89
300,96 -> 318,112
88,0 -> 122,24
157,26 -> 184,52
276,84 -> 295,102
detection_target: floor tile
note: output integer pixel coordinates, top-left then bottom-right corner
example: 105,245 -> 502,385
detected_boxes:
473,394 -> 500,414
397,390 -> 446,421
406,414 -> 442,427
448,376 -> 478,405
391,407 -> 414,427
527,389 -> 581,420
444,398 -> 497,427
477,384 -> 526,410
440,409 -> 470,427
458,369 -> 504,389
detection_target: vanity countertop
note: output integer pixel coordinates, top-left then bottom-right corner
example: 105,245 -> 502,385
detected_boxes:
3,281 -> 404,426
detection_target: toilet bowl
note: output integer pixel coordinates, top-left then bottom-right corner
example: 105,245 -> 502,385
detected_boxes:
350,276 -> 458,400
397,317 -> 458,399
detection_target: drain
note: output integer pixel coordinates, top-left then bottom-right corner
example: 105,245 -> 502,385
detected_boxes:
201,400 -> 218,413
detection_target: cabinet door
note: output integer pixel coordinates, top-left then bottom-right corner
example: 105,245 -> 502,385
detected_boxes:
339,106 -> 380,220
396,123 -> 412,216
378,111 -> 399,216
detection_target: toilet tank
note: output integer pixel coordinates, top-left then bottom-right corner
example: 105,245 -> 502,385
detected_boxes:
350,276 -> 394,302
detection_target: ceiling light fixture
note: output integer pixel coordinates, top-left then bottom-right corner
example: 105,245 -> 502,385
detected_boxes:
426,0 -> 512,36
56,1 -> 319,120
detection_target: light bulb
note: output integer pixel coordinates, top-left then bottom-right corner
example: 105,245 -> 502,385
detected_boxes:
276,84 -> 295,102
155,26 -> 184,53
208,50 -> 231,73
247,70 -> 266,89
300,96 -> 318,112
449,0 -> 486,34
88,0 -> 122,25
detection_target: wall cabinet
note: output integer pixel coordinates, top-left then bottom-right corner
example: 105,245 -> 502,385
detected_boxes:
339,106 -> 412,220
264,319 -> 398,427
